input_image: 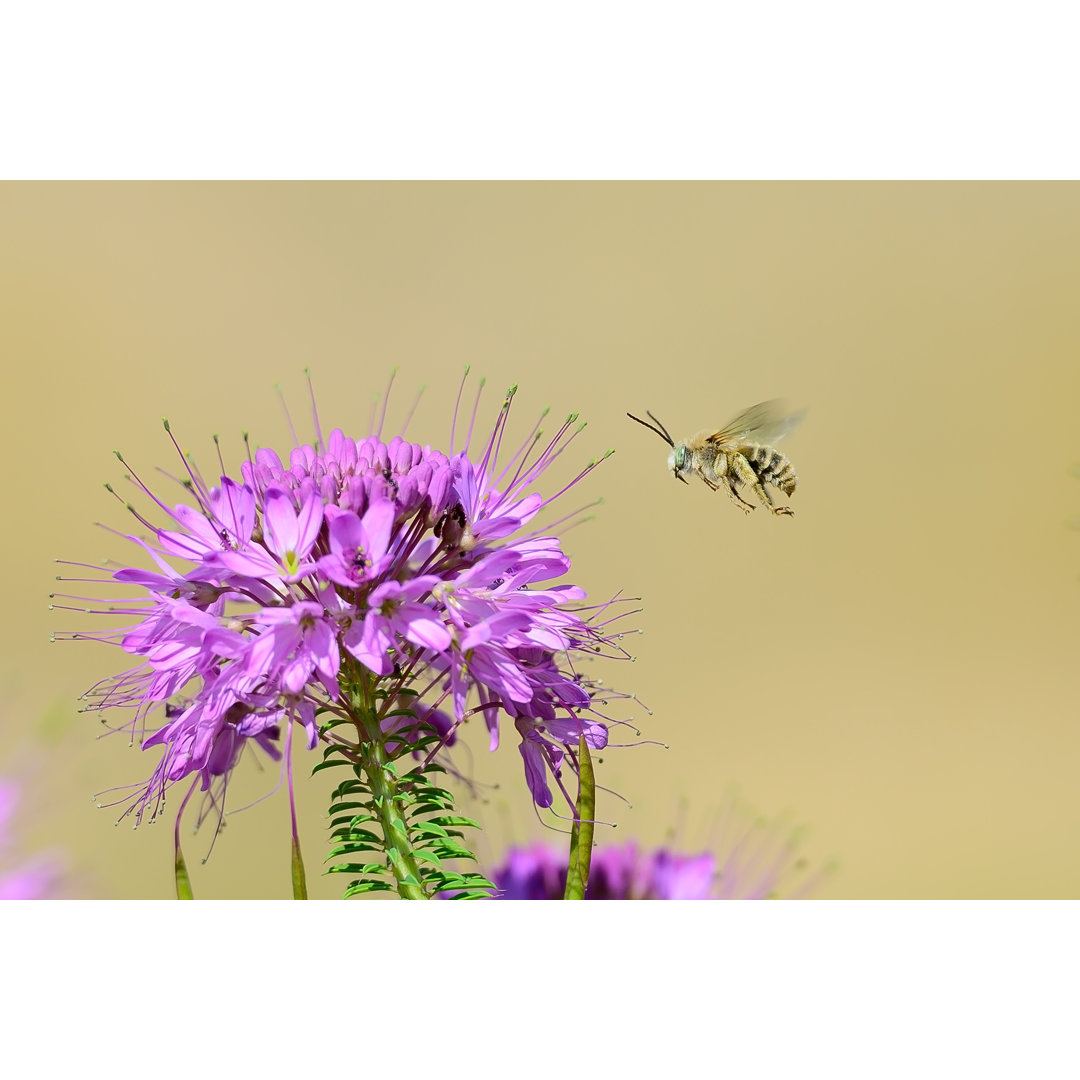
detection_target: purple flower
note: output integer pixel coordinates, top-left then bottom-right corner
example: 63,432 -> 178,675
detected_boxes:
486,802 -> 822,899
69,374 -> 636,839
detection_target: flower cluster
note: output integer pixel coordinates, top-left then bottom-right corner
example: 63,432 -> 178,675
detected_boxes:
73,377 -> 635,832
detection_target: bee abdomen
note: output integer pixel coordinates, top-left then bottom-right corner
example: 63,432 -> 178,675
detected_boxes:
748,445 -> 797,495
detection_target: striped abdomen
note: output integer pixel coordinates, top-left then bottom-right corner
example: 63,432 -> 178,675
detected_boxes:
744,444 -> 797,496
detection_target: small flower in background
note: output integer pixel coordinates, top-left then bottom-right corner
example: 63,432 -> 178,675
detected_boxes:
486,799 -> 825,899
58,372 -> 638,860
0,780 -> 64,900
490,841 -> 716,899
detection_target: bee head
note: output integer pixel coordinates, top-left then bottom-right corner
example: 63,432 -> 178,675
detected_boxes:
669,443 -> 690,483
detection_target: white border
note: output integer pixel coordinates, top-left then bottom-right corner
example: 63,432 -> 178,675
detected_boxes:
2,2 -> 1080,177
3,901 -> 1076,1077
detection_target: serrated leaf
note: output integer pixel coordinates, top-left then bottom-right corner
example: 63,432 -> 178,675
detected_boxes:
328,826 -> 381,844
426,815 -> 482,830
381,707 -> 424,720
423,838 -> 475,860
330,779 -> 370,800
327,841 -> 385,859
328,816 -> 377,833
312,758 -> 356,775
343,881 -> 395,897
327,801 -> 374,816
325,862 -> 389,876
410,821 -> 451,840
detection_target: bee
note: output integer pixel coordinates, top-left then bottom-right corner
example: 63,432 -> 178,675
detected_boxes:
626,399 -> 803,517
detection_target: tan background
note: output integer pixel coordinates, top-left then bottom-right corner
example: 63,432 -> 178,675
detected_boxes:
2,182 -> 1078,899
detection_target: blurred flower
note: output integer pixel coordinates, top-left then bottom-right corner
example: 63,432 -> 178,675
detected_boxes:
0,780 -> 63,900
64,375 -> 636,839
490,841 -> 716,899
486,802 -> 822,899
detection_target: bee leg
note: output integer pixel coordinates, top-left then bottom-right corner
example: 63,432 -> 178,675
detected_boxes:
724,479 -> 756,514
730,453 -> 793,517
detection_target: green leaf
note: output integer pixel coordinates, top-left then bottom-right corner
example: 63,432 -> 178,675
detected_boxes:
326,861 -> 390,877
327,801 -> 374,816
328,816 -> 377,833
564,736 -> 596,900
311,758 -> 355,775
410,821 -> 451,840
328,830 -> 382,849
426,814 -> 483,830
343,880 -> 395,897
422,838 -> 476,860
327,841 -> 385,859
330,779 -> 371,800
413,849 -> 445,868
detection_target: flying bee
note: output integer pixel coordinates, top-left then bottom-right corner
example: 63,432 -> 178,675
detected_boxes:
626,399 -> 804,517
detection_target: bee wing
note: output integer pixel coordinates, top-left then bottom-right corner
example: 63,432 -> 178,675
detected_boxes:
706,399 -> 804,448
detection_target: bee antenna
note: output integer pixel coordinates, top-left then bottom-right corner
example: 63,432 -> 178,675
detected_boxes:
646,411 -> 676,445
626,411 -> 674,448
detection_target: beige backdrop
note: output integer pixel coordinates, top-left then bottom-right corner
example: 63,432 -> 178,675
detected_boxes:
2,182 -> 1078,899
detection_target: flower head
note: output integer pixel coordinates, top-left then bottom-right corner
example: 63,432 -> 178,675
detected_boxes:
67,373 -> 637,840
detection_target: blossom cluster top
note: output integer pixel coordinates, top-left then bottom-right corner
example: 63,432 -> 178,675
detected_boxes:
76,378 -> 636,826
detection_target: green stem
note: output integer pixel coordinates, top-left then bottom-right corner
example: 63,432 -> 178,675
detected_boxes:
564,736 -> 596,900
353,697 -> 428,901
291,832 -> 308,900
174,842 -> 194,900
174,781 -> 195,900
